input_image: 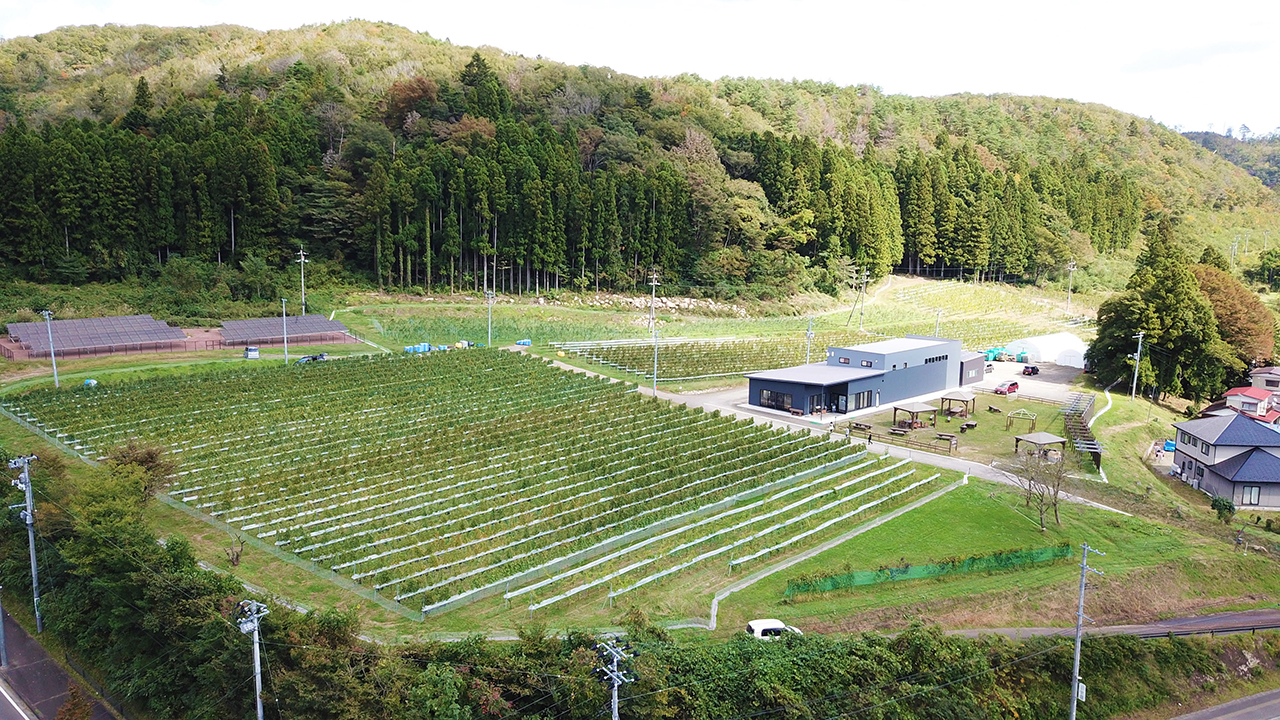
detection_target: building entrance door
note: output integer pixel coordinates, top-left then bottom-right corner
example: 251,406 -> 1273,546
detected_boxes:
829,392 -> 847,413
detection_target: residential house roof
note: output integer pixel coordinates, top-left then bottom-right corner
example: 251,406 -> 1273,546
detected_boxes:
1249,366 -> 1280,378
1172,413 -> 1280,447
1225,386 -> 1272,401
1208,448 -> 1280,483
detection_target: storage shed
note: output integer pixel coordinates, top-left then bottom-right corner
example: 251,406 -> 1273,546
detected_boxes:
1004,332 -> 1088,368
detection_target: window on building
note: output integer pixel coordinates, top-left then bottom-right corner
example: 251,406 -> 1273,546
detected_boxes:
1268,379 -> 1279,388
1195,464 -> 1204,478
838,357 -> 850,364
966,369 -> 976,378
760,389 -> 792,411
1243,402 -> 1258,413
1201,441 -> 1210,453
1242,485 -> 1261,505
852,389 -> 874,410
861,360 -> 872,368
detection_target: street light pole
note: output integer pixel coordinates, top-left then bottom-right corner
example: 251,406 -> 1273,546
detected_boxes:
40,311 -> 59,389
805,317 -> 815,364
486,291 -> 495,348
296,247 -> 309,315
1068,543 -> 1105,720
281,299 -> 288,365
1066,260 -> 1077,314
1130,330 -> 1145,400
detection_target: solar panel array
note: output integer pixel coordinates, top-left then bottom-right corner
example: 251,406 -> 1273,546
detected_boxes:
7,315 -> 186,353
220,315 -> 350,344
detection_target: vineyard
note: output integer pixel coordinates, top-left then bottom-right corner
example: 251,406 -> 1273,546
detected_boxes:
2,351 -> 928,616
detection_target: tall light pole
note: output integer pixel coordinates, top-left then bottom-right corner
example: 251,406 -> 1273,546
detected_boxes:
1068,543 -> 1105,720
40,311 -> 59,389
485,290 -> 495,348
1066,260 -> 1077,314
805,317 -> 815,364
236,600 -> 270,720
1130,330 -> 1145,400
934,309 -> 942,337
296,246 -> 309,315
9,456 -> 42,633
281,299 -> 289,365
649,268 -> 660,398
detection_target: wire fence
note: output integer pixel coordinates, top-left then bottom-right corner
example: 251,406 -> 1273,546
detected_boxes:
784,544 -> 1073,598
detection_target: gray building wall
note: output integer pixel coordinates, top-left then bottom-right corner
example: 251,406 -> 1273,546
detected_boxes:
749,378 -> 833,413
960,355 -> 985,386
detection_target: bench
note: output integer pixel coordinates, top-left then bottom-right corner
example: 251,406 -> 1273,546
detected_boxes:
987,405 -> 1002,413
936,432 -> 957,441
889,427 -> 909,436
851,422 -> 872,431
790,408 -> 804,417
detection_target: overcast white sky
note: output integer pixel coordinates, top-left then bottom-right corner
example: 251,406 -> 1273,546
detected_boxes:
1,0 -> 1276,134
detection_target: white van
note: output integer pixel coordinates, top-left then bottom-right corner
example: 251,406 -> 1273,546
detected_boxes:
747,619 -> 802,639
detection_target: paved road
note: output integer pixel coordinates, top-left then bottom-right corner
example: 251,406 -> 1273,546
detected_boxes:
0,610 -> 111,720
1171,688 -> 1280,720
0,677 -> 33,720
950,608 -> 1280,640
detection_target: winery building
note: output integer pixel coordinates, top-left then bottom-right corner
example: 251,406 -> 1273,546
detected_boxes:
746,335 -> 971,415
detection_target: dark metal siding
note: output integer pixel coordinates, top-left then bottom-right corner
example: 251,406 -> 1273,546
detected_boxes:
960,356 -> 985,386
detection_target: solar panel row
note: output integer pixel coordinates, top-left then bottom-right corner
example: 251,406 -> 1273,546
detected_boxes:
8,315 -> 186,353
219,315 -> 350,344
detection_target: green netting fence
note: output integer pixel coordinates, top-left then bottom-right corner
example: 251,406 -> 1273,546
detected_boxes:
784,544 -> 1073,598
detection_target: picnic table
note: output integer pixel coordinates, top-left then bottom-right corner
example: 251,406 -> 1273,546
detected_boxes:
936,432 -> 957,441
960,421 -> 978,433
851,421 -> 872,431
889,427 -> 909,436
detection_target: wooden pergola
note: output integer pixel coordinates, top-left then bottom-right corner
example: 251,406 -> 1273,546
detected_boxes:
1014,431 -> 1068,455
893,401 -> 939,429
940,389 -> 977,418
1005,407 -> 1037,432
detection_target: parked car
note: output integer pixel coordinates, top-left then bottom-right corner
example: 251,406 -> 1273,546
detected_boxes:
994,381 -> 1019,395
747,619 -> 803,639
294,353 -> 328,365
1022,365 -> 1039,376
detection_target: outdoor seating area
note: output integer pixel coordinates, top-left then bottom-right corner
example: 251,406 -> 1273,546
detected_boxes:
892,402 -> 939,430
940,389 -> 976,418
1014,431 -> 1068,459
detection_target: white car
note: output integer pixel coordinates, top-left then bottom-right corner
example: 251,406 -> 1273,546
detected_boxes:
747,619 -> 802,639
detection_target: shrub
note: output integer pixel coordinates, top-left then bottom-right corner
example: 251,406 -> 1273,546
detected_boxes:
1211,495 -> 1236,524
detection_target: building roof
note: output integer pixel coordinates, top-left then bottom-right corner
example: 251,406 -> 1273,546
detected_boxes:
1208,448 -> 1280,483
941,389 -> 976,402
833,336 -> 947,355
746,363 -> 883,386
1250,366 -> 1280,378
1225,386 -> 1272,401
894,401 -> 938,414
1015,432 -> 1069,446
960,351 -> 984,362
1173,413 -> 1280,447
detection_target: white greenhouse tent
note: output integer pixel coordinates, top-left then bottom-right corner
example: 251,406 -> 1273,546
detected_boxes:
1004,332 -> 1088,368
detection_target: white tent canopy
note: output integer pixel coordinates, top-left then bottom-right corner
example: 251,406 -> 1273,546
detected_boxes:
1004,332 -> 1088,368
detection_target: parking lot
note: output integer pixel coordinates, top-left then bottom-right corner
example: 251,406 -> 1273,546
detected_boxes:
977,360 -> 1083,402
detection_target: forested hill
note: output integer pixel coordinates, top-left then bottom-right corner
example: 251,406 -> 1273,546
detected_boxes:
1184,131 -> 1280,189
0,21 -> 1273,294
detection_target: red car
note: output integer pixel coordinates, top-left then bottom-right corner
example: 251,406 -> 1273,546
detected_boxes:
994,381 -> 1019,395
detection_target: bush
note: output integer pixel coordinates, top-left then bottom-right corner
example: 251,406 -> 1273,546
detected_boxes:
1211,495 -> 1236,524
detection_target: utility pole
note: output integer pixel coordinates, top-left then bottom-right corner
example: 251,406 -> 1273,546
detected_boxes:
486,290 -> 495,348
296,246 -> 309,315
40,311 -> 59,389
844,267 -> 872,331
596,639 -> 634,720
1130,330 -> 1145,400
805,317 -> 815,364
1066,260 -> 1077,314
1231,235 -> 1239,269
934,309 -> 942,337
650,268 -> 661,398
281,299 -> 289,365
9,456 -> 42,633
1068,543 -> 1105,720
236,600 -> 270,720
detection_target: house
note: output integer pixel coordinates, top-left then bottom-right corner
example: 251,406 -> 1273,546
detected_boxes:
1171,413 -> 1280,509
746,335 -> 961,415
1222,386 -> 1280,424
1250,366 -> 1280,393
